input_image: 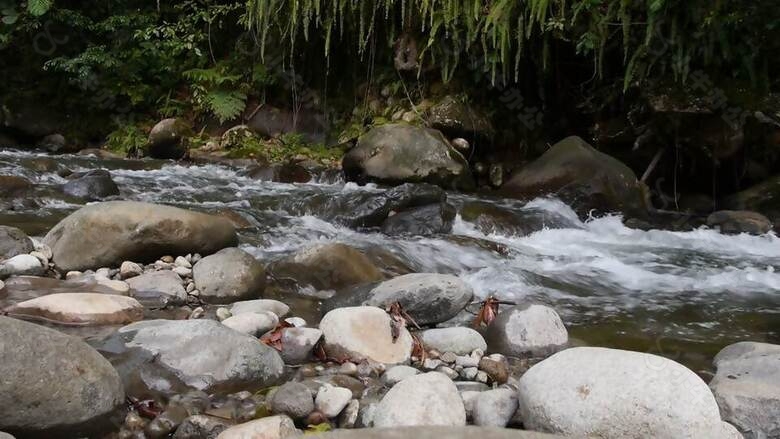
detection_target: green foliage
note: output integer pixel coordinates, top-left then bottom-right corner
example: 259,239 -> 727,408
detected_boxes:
224,132 -> 345,164
26,0 -> 52,16
105,124 -> 147,156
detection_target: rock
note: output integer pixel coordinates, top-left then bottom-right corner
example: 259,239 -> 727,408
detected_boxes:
146,407 -> 188,438
120,261 -> 143,279
373,372 -> 466,427
516,347 -> 738,438
0,280 -> 4,291
269,243 -> 383,291
216,307 -> 232,321
0,226 -> 34,259
707,210 -> 773,235
485,304 -> 568,358
175,256 -> 192,268
380,202 -> 456,236
319,306 -> 413,364
419,327 -> 487,355
478,356 -> 509,385
127,270 -> 187,306
342,124 -> 474,190
326,274 -> 473,326
101,319 -> 284,395
428,96 -> 494,141
4,293 -> 143,325
220,125 -> 254,149
240,162 -> 313,184
148,118 -> 191,159
172,415 -> 230,439
339,399 -> 360,428
0,254 -> 44,279
316,385 -> 353,418
280,327 -> 323,364
459,201 -> 581,236
62,169 -> 120,201
216,415 -> 299,439
192,248 -> 266,304
0,175 -> 32,198
381,365 -> 420,386
331,183 -> 449,229
0,316 -> 124,437
221,311 -> 278,337
285,316 -> 307,327
43,201 -> 237,272
270,382 -> 315,419
230,299 -> 290,317
313,426 -> 559,438
37,133 -> 66,152
722,176 -> 780,224
472,389 -> 517,427
709,342 -> 780,439
501,136 -> 646,217
246,104 -> 328,144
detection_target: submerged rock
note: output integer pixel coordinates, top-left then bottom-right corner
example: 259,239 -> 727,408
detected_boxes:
319,306 -> 413,364
43,201 -> 237,272
373,372 -> 466,427
192,248 -> 266,304
0,316 -> 125,437
332,183 -> 447,229
62,169 -> 120,201
484,304 -> 568,358
0,225 -> 34,259
343,124 -> 474,190
172,415 -> 230,439
5,292 -> 143,325
707,210 -> 773,235
380,202 -> 456,236
269,243 -> 383,291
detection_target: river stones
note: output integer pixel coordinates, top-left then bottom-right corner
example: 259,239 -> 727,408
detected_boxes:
472,388 -> 517,428
707,210 -> 773,235
43,201 -> 238,272
428,95 -> 494,141
485,304 -> 568,358
270,382 -> 315,419
230,299 -> 290,317
269,243 -> 383,291
331,183 -> 446,229
62,169 -> 120,201
381,365 -> 420,386
325,273 -> 473,326
221,311 -> 278,337
148,118 -> 191,159
4,293 -> 143,325
319,306 -> 413,364
501,136 -> 646,217
459,201 -> 581,236
127,270 -> 187,305
103,319 -> 284,395
215,415 -> 298,439
342,124 -> 474,190
0,225 -> 34,259
373,372 -> 466,427
172,415 -> 230,439
314,427 -> 559,439
316,384 -> 353,418
280,327 -> 323,364
192,248 -> 265,304
0,254 -> 44,279
516,347 -> 739,438
0,316 -> 125,437
419,327 -> 487,356
709,341 -> 780,439
380,202 -> 456,236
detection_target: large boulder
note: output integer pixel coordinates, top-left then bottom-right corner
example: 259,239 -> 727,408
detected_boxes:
484,304 -> 568,358
0,316 -> 125,437
268,243 -> 383,291
428,96 -> 494,142
62,169 -> 120,201
148,118 -> 191,159
706,210 -> 773,235
4,293 -> 143,325
192,248 -> 266,304
517,347 -> 739,438
43,201 -> 237,272
501,136 -> 646,217
319,306 -> 413,364
722,175 -> 780,224
325,274 -> 473,326
98,319 -> 284,396
0,226 -> 34,259
342,124 -> 474,190
709,342 -> 780,439
373,372 -> 466,427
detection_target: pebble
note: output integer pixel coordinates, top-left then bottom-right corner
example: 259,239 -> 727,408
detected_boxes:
461,367 -> 479,380
472,388 -> 517,427
280,327 -> 322,364
125,411 -> 147,431
65,270 -> 82,280
440,352 -> 457,363
191,253 -> 202,264
284,316 -> 307,327
175,256 -> 192,268
381,365 -> 420,386
29,250 -> 48,265
339,362 -> 358,376
173,266 -> 192,277
478,356 -> 509,384
221,312 -> 278,337
215,307 -> 232,321
145,406 -> 187,438
476,371 -> 489,383
423,358 -> 443,370
188,307 -> 204,320
120,261 -> 143,279
189,289 -> 200,297
455,355 -> 479,368
270,382 -> 314,419
0,280 -> 4,291
95,267 -> 111,278
338,399 -> 359,428
315,385 -> 353,418
186,282 -> 196,293
0,254 -> 44,277
436,365 -> 460,381
161,255 -> 175,263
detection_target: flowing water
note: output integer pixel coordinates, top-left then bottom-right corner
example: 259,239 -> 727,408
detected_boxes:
2,148 -> 779,372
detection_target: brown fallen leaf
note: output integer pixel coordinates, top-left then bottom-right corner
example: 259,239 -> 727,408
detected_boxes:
260,321 -> 294,351
126,396 -> 162,419
473,296 -> 501,328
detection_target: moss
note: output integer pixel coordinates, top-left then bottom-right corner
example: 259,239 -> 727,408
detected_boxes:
222,132 -> 345,165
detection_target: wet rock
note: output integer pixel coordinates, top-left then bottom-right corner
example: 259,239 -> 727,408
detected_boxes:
332,183 -> 447,229
0,175 -> 32,198
192,248 -> 266,304
148,118 -> 191,159
428,96 -> 494,142
380,202 -> 456,236
343,124 -> 474,190
269,243 -> 383,291
709,342 -> 780,439
459,201 -> 581,236
419,327 -> 487,355
102,319 -> 284,395
707,210 -> 772,235
172,415 -> 230,439
0,226 -> 34,259
516,347 -> 737,438
37,133 -> 66,152
270,382 -> 315,419
339,399 -> 360,428
5,293 -> 143,325
120,261 -> 143,279
381,365 -> 420,387
485,304 -> 568,358
127,270 -> 187,306
230,299 -> 290,317
472,388 -> 517,427
319,306 -> 413,364
216,415 -> 299,439
63,169 -> 120,201
0,316 -> 124,437
313,426 -> 560,438
316,385 -> 353,418
43,201 -> 237,272
374,372 -> 466,427
221,311 -> 278,337
280,327 -> 323,364
326,273 -> 473,326
0,254 -> 44,279
501,136 -> 646,217
146,406 -> 188,439
478,356 -> 509,385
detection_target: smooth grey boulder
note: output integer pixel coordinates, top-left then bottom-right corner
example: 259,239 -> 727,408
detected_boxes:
419,327 -> 487,355
319,306 -> 413,364
230,299 -> 290,317
43,201 -> 237,272
0,254 -> 44,279
62,169 -> 119,201
472,388 -> 517,427
709,341 -> 780,439
148,118 -> 191,159
0,225 -> 34,259
4,292 -> 143,325
270,382 -> 315,419
280,327 -> 323,364
0,316 -> 125,437
221,311 -> 278,337
485,304 -> 568,358
517,347 -> 739,438
325,273 -> 473,326
99,319 -> 284,396
192,248 -> 266,304
380,202 -> 456,236
373,372 -> 466,427
707,210 -> 773,235
381,365 -> 420,387
127,270 -> 187,306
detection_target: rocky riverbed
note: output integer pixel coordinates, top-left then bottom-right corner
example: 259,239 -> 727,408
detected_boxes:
1,145 -> 779,439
